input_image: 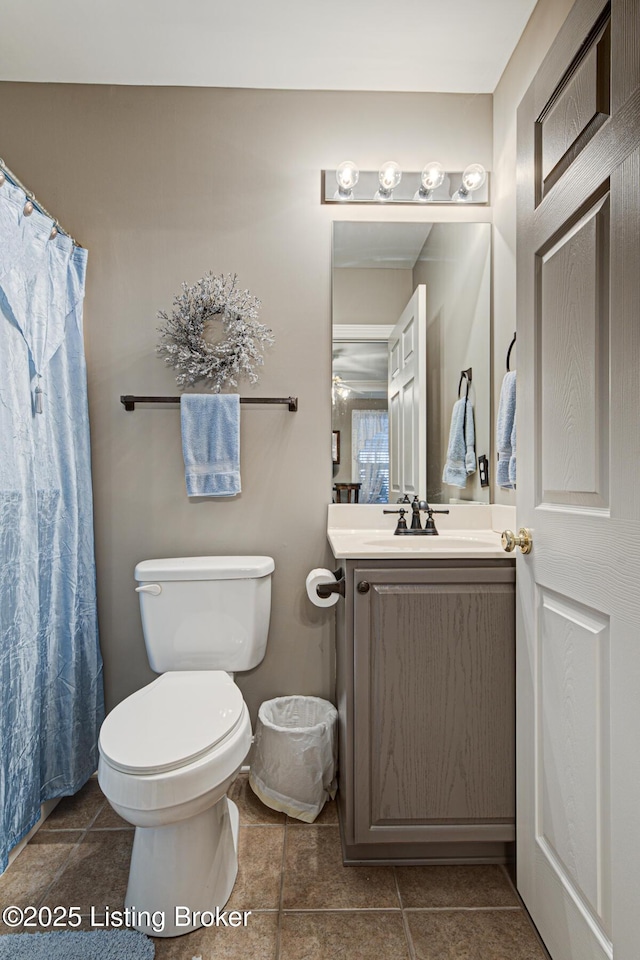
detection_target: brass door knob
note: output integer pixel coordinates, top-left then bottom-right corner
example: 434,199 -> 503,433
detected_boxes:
501,528 -> 533,554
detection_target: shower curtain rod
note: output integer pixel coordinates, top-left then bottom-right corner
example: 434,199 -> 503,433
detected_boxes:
0,157 -> 81,247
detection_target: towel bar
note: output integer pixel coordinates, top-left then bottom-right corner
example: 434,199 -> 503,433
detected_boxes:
120,395 -> 298,412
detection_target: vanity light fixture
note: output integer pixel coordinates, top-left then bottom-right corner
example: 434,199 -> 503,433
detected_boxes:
375,161 -> 402,200
453,163 -> 487,202
334,161 -> 359,200
414,161 -> 446,201
322,163 -> 488,204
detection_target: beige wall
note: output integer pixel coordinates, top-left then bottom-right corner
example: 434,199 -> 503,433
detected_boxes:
414,223 -> 491,504
492,0 -> 574,505
0,84 -> 492,718
332,268 -> 412,326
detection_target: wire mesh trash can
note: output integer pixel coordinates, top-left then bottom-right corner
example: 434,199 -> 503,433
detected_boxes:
249,696 -> 338,823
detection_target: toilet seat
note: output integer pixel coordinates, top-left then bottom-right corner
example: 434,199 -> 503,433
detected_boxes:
99,671 -> 244,776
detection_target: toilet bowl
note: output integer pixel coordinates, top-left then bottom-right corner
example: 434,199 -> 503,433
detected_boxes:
98,671 -> 252,936
97,556 -> 274,937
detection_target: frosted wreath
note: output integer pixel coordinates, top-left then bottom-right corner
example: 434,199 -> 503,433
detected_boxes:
156,273 -> 274,391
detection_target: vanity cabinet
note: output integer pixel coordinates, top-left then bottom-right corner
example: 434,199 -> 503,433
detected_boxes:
336,559 -> 516,863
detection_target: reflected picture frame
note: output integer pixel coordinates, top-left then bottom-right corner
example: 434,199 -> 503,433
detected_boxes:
332,430 -> 340,464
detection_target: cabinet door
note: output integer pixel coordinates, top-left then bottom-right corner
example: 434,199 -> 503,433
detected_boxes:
353,566 -> 515,846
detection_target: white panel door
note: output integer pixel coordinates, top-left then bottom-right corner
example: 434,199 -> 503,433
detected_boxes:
516,2 -> 640,959
387,285 -> 426,501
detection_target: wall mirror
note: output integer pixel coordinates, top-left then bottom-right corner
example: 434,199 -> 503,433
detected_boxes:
332,221 -> 491,505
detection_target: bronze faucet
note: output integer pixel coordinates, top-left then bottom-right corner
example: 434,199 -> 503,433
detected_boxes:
384,497 -> 450,535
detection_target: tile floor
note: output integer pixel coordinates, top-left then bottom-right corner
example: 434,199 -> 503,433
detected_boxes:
0,776 -> 550,959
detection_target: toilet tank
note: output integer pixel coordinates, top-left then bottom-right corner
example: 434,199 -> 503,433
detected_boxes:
134,556 -> 274,673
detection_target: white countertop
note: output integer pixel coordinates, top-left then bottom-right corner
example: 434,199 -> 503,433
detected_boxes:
327,503 -> 515,561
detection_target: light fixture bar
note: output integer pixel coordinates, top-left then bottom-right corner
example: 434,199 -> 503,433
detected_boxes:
322,169 -> 489,205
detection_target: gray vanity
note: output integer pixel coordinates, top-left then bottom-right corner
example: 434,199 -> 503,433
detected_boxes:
328,504 -> 516,864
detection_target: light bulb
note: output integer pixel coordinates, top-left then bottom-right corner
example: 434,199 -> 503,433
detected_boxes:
455,163 -> 487,201
415,161 -> 445,200
335,161 -> 359,200
332,375 -> 351,407
376,161 -> 402,200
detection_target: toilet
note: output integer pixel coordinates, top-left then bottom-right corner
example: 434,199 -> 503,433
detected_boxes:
98,555 -> 274,937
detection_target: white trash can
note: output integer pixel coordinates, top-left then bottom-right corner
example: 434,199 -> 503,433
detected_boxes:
249,696 -> 338,823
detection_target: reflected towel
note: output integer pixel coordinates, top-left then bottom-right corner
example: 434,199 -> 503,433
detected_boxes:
442,397 -> 476,488
181,394 -> 241,497
497,371 -> 516,489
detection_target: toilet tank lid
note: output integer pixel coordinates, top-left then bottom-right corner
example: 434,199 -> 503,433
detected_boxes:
135,556 -> 275,582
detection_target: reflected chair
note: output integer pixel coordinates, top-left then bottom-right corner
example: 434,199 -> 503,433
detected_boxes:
333,483 -> 362,503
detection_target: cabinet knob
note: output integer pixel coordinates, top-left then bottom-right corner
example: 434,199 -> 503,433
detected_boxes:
501,528 -> 533,555
357,581 -> 370,594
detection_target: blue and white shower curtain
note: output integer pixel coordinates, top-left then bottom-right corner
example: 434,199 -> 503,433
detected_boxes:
0,180 -> 104,870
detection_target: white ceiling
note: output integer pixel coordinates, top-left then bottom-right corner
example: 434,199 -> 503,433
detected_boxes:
333,223 -> 434,269
0,1 -> 537,93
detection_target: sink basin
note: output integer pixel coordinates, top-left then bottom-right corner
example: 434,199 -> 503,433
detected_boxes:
327,504 -> 516,560
327,526 -> 507,559
367,531 -> 498,542
362,532 -> 501,550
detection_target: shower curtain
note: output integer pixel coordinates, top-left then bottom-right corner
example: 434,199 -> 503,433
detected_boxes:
0,179 -> 104,871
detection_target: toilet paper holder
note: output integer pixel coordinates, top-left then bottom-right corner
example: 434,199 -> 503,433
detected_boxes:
316,568 -> 345,599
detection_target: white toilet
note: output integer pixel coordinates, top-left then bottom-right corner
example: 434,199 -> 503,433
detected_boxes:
98,555 -> 274,937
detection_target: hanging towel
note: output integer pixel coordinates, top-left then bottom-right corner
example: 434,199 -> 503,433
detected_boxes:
442,397 -> 477,488
508,417 -> 517,487
496,371 -> 516,489
181,394 -> 241,497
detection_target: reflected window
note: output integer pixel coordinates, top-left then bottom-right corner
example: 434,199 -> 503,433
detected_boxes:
352,410 -> 389,504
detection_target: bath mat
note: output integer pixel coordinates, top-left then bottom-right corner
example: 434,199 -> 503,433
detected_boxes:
0,929 -> 154,959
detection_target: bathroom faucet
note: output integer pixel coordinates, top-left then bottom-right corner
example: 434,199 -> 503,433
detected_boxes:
384,499 -> 450,535
382,507 -> 410,534
421,503 -> 450,535
409,498 -> 450,535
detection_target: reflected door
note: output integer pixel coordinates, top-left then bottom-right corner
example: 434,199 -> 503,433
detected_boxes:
387,285 -> 426,501
517,1 -> 640,958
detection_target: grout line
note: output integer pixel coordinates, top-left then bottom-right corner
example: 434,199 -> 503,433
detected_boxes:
274,813 -> 288,960
274,906 -> 521,914
35,801 -> 108,910
285,822 -> 338,828
85,827 -> 134,832
241,909 -> 280,914
231,823 -> 287,829
394,867 -> 417,960
279,908 -> 403,914
402,906 -> 523,913
36,827 -> 91,833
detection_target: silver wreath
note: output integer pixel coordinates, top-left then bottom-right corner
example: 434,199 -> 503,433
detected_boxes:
156,273 -> 274,391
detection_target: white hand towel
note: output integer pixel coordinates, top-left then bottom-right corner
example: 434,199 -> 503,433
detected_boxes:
442,397 -> 476,488
496,371 -> 516,489
180,394 -> 241,497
